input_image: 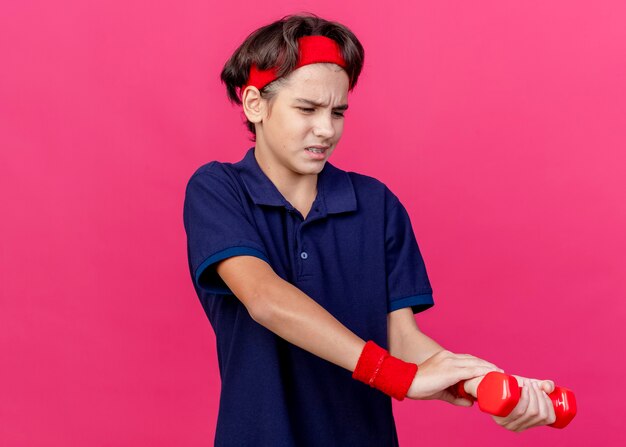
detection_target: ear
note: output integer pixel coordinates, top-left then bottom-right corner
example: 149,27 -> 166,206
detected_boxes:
242,86 -> 265,124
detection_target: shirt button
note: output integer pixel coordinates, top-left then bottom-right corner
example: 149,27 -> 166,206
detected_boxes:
300,252 -> 308,260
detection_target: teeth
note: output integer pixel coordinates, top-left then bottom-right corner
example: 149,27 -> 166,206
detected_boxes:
307,147 -> 324,153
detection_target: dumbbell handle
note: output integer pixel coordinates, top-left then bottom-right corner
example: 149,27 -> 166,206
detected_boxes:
455,372 -> 577,429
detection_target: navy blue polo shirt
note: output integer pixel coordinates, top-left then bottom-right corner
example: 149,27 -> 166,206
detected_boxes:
183,147 -> 434,447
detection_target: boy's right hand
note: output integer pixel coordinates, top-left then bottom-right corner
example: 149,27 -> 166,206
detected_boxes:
405,350 -> 503,406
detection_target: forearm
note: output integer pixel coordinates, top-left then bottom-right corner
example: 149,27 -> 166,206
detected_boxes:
253,274 -> 366,372
390,326 -> 446,365
216,256 -> 367,373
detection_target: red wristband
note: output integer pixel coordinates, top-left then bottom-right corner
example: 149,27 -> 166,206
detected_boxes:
352,341 -> 418,401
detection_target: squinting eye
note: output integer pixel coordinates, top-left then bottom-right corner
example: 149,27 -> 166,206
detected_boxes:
297,107 -> 344,118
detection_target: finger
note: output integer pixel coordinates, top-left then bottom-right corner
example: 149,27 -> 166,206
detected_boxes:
448,396 -> 475,407
531,382 -> 551,427
516,382 -> 539,431
530,384 -> 557,427
491,387 -> 528,432
458,398 -> 474,407
532,381 -> 554,428
461,376 -> 482,397
495,385 -> 529,428
514,376 -> 555,395
539,380 -> 555,394
544,390 -> 557,425
453,353 -> 500,366
511,374 -> 532,387
439,390 -> 474,407
509,384 -> 535,432
523,381 -> 544,429
452,355 -> 501,371
456,366 -> 504,383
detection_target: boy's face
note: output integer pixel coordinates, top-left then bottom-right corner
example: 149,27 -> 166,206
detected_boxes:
253,63 -> 350,177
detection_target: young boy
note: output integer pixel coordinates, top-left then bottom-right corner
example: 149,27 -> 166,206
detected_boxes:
183,13 -> 557,446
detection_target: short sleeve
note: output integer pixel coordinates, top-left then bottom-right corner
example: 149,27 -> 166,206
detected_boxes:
385,190 -> 434,314
183,168 -> 269,294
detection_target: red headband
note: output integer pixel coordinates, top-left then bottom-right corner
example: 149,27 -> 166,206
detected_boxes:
240,35 -> 348,98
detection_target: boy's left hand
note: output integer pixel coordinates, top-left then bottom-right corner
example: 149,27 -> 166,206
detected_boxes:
490,375 -> 557,432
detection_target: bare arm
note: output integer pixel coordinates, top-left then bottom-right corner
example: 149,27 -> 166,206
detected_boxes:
217,256 -> 501,403
387,307 -> 445,364
216,255 -> 366,372
388,307 -> 502,403
387,307 -> 558,430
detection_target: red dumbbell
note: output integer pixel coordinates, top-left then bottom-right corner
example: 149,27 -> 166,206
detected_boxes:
455,371 -> 577,429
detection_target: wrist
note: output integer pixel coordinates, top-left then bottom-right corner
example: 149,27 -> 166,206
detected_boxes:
352,340 -> 418,401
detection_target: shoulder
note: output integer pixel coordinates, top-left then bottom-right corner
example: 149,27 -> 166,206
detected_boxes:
185,160 -> 240,193
342,169 -> 400,208
187,160 -> 234,183
183,161 -> 249,219
330,165 -> 386,194
346,170 -> 384,189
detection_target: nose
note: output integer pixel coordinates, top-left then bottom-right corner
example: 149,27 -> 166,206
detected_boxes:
312,111 -> 337,139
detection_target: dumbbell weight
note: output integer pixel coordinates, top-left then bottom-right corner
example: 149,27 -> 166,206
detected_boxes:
455,371 -> 577,429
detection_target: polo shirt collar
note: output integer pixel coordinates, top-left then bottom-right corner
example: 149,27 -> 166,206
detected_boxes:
235,147 -> 357,215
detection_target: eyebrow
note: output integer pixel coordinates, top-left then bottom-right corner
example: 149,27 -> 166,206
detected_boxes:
294,98 -> 349,111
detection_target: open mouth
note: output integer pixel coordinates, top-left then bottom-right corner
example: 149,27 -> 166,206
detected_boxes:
305,147 -> 327,154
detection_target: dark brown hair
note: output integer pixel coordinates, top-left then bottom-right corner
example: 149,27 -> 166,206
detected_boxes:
220,12 -> 365,140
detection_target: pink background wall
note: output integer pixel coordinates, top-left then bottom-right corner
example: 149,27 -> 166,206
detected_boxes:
2,1 -> 624,445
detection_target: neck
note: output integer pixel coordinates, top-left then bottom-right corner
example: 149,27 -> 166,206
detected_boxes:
253,145 -> 319,216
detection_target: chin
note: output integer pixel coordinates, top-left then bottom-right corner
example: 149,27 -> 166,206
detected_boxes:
295,162 -> 325,176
